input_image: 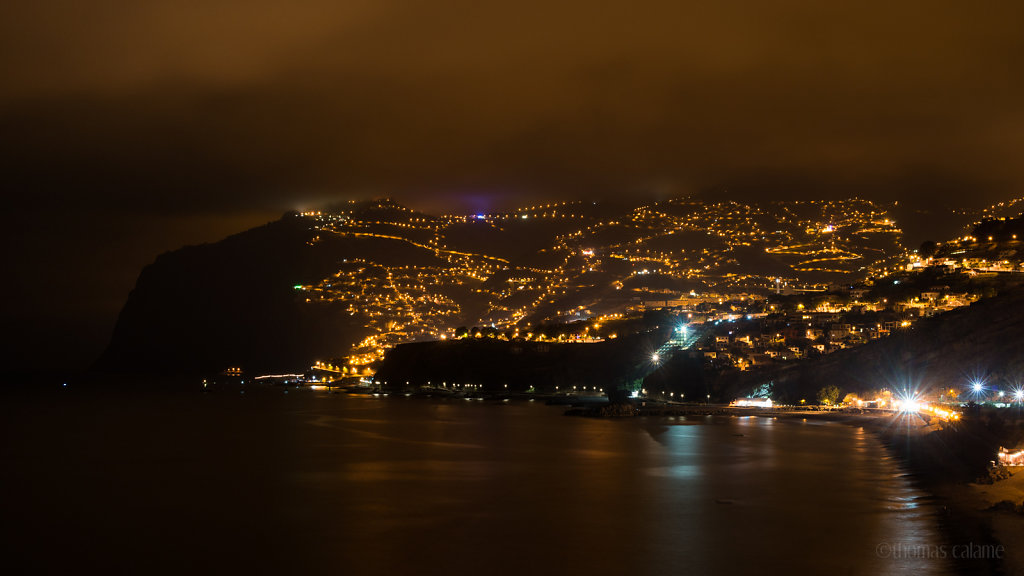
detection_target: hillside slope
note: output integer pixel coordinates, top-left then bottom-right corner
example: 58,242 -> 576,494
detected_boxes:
95,213 -> 369,374
722,285 -> 1024,402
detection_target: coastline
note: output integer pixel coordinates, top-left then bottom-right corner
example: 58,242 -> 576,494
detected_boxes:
966,474 -> 1024,575
568,403 -> 1019,575
866,414 -> 1009,576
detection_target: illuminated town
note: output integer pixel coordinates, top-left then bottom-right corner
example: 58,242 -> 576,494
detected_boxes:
292,197 -> 1024,394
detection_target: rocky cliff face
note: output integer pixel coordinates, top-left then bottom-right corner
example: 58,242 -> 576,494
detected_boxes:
95,213 -> 367,374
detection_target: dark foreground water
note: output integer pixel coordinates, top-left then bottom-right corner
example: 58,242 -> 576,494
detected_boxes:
2,387 -> 954,575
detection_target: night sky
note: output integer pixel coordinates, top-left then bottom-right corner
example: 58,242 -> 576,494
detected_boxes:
3,0 -> 1023,371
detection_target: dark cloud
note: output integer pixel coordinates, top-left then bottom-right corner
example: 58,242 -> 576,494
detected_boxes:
4,0 -> 1024,212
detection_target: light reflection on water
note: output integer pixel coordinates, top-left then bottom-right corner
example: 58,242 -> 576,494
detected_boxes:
1,391 -> 953,576
299,396 -> 952,576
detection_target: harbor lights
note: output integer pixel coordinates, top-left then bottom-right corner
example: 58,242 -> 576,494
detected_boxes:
969,379 -> 987,401
893,391 -> 923,413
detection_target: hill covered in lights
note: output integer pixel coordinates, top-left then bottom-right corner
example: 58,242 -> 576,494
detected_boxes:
98,196 -> 930,374
710,282 -> 1024,404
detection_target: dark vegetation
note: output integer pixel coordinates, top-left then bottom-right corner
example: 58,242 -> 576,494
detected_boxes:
374,328 -> 670,394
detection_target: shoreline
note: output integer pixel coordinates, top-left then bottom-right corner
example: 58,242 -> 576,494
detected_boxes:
864,414 -> 1005,576
568,403 -> 1016,576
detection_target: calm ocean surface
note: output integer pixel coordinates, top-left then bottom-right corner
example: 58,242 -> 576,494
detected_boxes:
2,387 -> 953,575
